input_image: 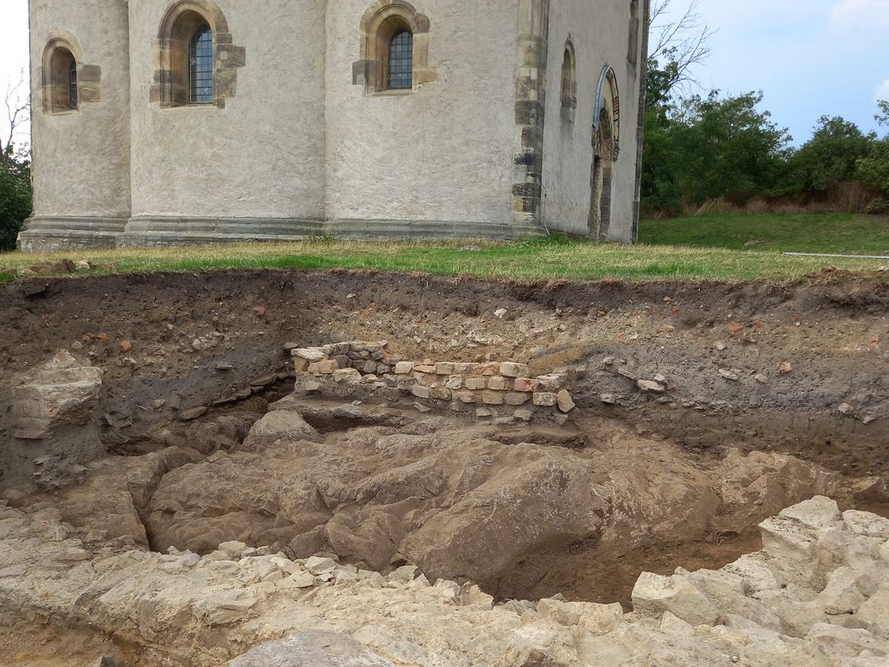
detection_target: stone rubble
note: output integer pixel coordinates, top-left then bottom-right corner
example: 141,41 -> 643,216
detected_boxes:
1,496 -> 887,666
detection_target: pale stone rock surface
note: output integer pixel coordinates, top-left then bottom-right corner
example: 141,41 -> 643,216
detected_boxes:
243,410 -> 319,449
2,498 -> 889,666
224,631 -> 395,666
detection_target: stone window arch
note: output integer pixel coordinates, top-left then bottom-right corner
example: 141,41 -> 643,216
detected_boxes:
152,0 -> 245,108
41,35 -> 90,114
560,40 -> 577,122
356,0 -> 435,94
594,66 -> 621,161
628,0 -> 641,69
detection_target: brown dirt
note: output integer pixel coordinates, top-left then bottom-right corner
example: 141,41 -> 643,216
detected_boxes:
491,531 -> 765,609
2,269 -> 889,620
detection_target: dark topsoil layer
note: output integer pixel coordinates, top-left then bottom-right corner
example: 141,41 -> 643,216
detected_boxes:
2,269 -> 889,467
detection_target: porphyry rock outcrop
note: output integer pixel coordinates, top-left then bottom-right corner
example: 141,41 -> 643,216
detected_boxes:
1,497 -> 888,666
140,400 -> 838,585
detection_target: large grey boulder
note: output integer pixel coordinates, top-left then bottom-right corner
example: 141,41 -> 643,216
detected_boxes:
224,630 -> 394,666
6,350 -> 103,487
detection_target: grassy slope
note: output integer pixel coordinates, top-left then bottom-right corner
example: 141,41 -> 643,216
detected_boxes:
1,232 -> 886,283
640,213 -> 889,254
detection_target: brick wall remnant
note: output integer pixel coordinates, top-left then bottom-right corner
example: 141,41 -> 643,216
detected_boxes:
292,341 -> 576,421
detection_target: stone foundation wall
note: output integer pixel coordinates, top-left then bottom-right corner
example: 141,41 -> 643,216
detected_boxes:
293,341 -> 577,420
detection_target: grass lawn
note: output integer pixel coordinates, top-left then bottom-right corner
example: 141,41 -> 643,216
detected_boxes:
1,232 -> 886,283
639,213 -> 889,254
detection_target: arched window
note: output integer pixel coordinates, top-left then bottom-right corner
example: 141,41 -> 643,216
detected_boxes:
154,1 -> 243,109
189,25 -> 214,103
48,46 -> 77,113
388,30 -> 413,90
560,41 -> 576,122
357,0 -> 433,94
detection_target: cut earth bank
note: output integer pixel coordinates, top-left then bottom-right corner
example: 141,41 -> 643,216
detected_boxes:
0,269 -> 888,665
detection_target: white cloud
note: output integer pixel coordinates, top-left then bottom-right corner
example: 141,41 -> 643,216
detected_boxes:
877,77 -> 889,100
830,0 -> 889,28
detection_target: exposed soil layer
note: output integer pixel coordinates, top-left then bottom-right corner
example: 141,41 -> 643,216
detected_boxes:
1,269 -> 889,660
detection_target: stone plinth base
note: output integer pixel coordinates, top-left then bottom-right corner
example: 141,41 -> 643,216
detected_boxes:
18,216 -> 546,252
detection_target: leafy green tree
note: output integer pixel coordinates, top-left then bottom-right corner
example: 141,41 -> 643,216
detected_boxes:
0,149 -> 32,251
785,116 -> 875,192
855,100 -> 889,212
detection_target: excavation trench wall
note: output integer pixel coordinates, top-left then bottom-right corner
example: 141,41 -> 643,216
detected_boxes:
2,269 -> 889,481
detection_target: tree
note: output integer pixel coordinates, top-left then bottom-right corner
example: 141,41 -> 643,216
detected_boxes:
855,100 -> 889,213
0,74 -> 32,252
647,0 -> 716,107
786,116 -> 875,192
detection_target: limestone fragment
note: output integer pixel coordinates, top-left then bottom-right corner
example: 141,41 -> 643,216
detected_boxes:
556,390 -> 576,413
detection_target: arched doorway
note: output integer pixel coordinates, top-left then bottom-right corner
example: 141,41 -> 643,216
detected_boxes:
589,106 -> 614,241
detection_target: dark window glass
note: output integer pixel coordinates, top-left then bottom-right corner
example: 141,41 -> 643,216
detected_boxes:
190,26 -> 214,103
388,30 -> 413,90
68,59 -> 78,110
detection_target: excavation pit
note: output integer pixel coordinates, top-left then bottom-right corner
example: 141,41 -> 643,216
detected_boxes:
1,270 -> 888,666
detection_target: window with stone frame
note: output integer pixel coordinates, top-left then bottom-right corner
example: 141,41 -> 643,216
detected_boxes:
153,1 -> 244,109
46,45 -> 78,113
357,0 -> 433,95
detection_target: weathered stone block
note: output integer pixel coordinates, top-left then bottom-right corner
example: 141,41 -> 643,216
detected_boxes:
514,378 -> 539,393
333,369 -> 362,385
557,390 -> 576,413
504,392 -> 530,406
411,385 -> 431,399
445,376 -> 463,390
394,362 -> 415,375
455,391 -> 477,404
435,362 -> 455,375
308,360 -> 339,375
533,392 -> 557,407
294,348 -> 328,362
482,391 -> 505,405
431,387 -> 452,401
465,377 -> 486,390
500,362 -> 530,378
488,376 -> 508,391
536,373 -> 569,391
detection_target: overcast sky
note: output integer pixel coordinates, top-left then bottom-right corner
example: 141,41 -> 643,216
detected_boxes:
1,0 -> 888,149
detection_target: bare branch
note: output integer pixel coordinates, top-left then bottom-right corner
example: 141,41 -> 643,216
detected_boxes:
2,71 -> 31,159
647,0 -> 717,99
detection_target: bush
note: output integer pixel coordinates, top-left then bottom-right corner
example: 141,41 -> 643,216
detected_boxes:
864,198 -> 889,215
0,153 -> 31,252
